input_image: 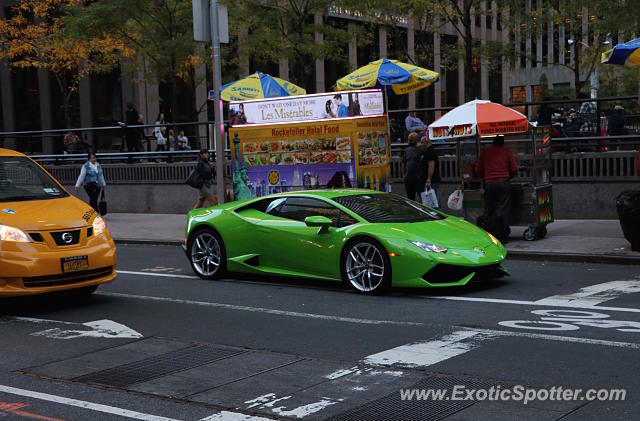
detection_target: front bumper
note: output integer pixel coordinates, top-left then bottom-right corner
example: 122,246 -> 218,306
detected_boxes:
389,242 -> 507,288
0,233 -> 117,296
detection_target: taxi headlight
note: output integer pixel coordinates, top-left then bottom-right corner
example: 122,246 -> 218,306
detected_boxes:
92,216 -> 107,236
0,225 -> 31,242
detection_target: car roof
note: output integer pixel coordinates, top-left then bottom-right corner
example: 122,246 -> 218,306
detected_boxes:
265,189 -> 384,200
0,148 -> 27,157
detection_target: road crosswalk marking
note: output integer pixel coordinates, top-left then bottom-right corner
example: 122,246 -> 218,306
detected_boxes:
534,279 -> 640,307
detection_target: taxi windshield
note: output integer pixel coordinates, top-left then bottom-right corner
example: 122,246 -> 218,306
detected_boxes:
0,157 -> 68,202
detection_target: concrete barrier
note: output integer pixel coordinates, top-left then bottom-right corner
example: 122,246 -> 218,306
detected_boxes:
63,180 -> 639,219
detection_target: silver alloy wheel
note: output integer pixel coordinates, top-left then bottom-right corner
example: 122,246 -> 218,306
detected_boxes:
345,242 -> 386,292
190,232 -> 222,277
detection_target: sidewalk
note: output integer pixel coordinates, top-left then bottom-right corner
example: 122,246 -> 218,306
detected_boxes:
104,213 -> 640,264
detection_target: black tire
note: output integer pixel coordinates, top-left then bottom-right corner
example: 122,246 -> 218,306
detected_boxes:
340,237 -> 391,295
523,227 -> 537,241
187,227 -> 226,280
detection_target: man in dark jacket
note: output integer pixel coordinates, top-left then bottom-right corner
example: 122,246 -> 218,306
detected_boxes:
124,102 -> 141,152
607,105 -> 629,136
475,135 -> 519,242
401,132 -> 423,201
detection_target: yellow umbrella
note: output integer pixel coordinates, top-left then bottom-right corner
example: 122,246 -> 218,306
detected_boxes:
335,58 -> 439,94
220,72 -> 306,101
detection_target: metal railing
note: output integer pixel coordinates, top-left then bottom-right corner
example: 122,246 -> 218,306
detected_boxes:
44,150 -> 638,186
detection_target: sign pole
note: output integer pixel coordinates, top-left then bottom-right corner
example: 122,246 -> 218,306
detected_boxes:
210,0 -> 225,203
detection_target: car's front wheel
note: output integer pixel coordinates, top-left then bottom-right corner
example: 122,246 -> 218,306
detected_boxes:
342,239 -> 391,294
188,228 -> 226,280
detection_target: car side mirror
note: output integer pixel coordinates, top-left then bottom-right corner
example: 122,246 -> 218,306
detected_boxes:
304,215 -> 333,234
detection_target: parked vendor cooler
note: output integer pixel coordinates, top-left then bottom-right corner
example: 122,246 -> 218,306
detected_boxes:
228,90 -> 391,198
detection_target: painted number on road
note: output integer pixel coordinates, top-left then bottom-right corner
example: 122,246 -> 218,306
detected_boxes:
499,310 -> 640,333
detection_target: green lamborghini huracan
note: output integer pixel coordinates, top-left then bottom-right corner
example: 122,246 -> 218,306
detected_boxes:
184,189 -> 508,294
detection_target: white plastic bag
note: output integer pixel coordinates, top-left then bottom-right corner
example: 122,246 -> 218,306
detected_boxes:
420,188 -> 439,208
447,189 -> 464,210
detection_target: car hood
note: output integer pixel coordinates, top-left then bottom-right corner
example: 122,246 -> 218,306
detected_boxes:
0,197 -> 94,231
377,217 -> 493,249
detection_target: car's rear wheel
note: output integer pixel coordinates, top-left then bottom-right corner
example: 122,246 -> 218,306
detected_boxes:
342,239 -> 390,294
188,228 -> 226,280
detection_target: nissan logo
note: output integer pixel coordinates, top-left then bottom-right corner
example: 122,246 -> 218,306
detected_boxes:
61,233 -> 73,244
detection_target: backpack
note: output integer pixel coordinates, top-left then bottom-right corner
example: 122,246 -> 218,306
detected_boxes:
185,167 -> 203,189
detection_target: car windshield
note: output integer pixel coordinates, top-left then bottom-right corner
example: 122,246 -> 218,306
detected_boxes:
0,157 -> 68,202
333,193 -> 445,223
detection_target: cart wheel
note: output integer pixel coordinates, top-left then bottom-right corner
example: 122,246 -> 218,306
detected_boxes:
535,225 -> 547,239
523,227 -> 537,241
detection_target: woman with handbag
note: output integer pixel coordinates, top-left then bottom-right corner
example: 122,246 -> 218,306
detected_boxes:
75,151 -> 107,213
193,149 -> 217,209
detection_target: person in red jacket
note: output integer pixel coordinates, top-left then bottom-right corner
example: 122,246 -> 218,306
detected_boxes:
475,135 -> 519,242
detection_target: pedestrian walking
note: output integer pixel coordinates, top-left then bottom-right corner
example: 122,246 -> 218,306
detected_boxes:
154,113 -> 167,151
193,149 -> 217,209
420,136 -> 440,206
401,132 -> 423,201
75,151 -> 106,213
474,135 -> 519,243
137,114 -> 147,151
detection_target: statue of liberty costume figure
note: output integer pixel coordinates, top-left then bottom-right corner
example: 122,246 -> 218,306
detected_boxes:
232,133 -> 253,200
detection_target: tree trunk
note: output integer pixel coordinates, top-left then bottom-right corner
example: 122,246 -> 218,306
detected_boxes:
574,43 -> 582,97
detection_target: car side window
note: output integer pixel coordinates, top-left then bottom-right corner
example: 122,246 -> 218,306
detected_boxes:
277,197 -> 356,228
265,198 -> 286,215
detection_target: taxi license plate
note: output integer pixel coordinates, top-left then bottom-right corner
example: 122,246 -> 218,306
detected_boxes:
61,256 -> 89,273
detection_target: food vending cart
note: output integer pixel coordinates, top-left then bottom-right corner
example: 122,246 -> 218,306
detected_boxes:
228,90 -> 391,198
429,100 -> 554,241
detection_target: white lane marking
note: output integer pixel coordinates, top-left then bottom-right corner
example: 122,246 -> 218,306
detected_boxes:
245,393 -> 341,419
325,367 -> 360,380
472,327 -> 640,349
7,317 -> 142,340
97,292 -> 424,327
534,279 -> 640,307
426,295 -> 640,314
499,310 -> 640,333
271,398 -> 341,419
363,329 -> 495,368
199,411 -> 275,420
0,384 -> 178,421
363,326 -> 640,369
118,270 -> 198,279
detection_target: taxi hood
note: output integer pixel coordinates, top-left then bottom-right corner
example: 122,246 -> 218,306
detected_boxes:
0,196 -> 96,231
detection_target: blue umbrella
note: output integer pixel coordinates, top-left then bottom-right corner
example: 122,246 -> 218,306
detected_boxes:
601,38 -> 640,67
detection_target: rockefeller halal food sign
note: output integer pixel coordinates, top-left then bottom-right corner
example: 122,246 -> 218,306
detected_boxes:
229,90 -> 385,126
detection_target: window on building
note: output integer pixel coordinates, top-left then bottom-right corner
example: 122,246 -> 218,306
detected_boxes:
388,27 -> 408,62
510,86 -> 526,114
357,23 -> 379,67
488,61 -> 503,103
324,17 -> 349,92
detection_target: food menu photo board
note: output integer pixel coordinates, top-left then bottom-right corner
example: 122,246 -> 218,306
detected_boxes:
230,115 -> 390,198
353,118 -> 391,191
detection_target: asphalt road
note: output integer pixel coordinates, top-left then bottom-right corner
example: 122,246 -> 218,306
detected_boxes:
1,244 -> 639,420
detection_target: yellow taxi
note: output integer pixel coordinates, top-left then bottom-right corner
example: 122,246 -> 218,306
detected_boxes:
0,148 -> 116,296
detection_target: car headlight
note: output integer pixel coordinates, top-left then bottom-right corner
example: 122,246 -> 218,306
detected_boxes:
487,232 -> 499,245
0,225 -> 31,242
92,216 -> 107,236
408,240 -> 448,253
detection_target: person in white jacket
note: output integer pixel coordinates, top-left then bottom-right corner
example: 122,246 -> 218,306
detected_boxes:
154,113 -> 167,151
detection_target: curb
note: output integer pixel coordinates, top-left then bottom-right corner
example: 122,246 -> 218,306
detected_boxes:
114,239 -> 183,247
113,238 -> 640,265
507,250 -> 640,265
